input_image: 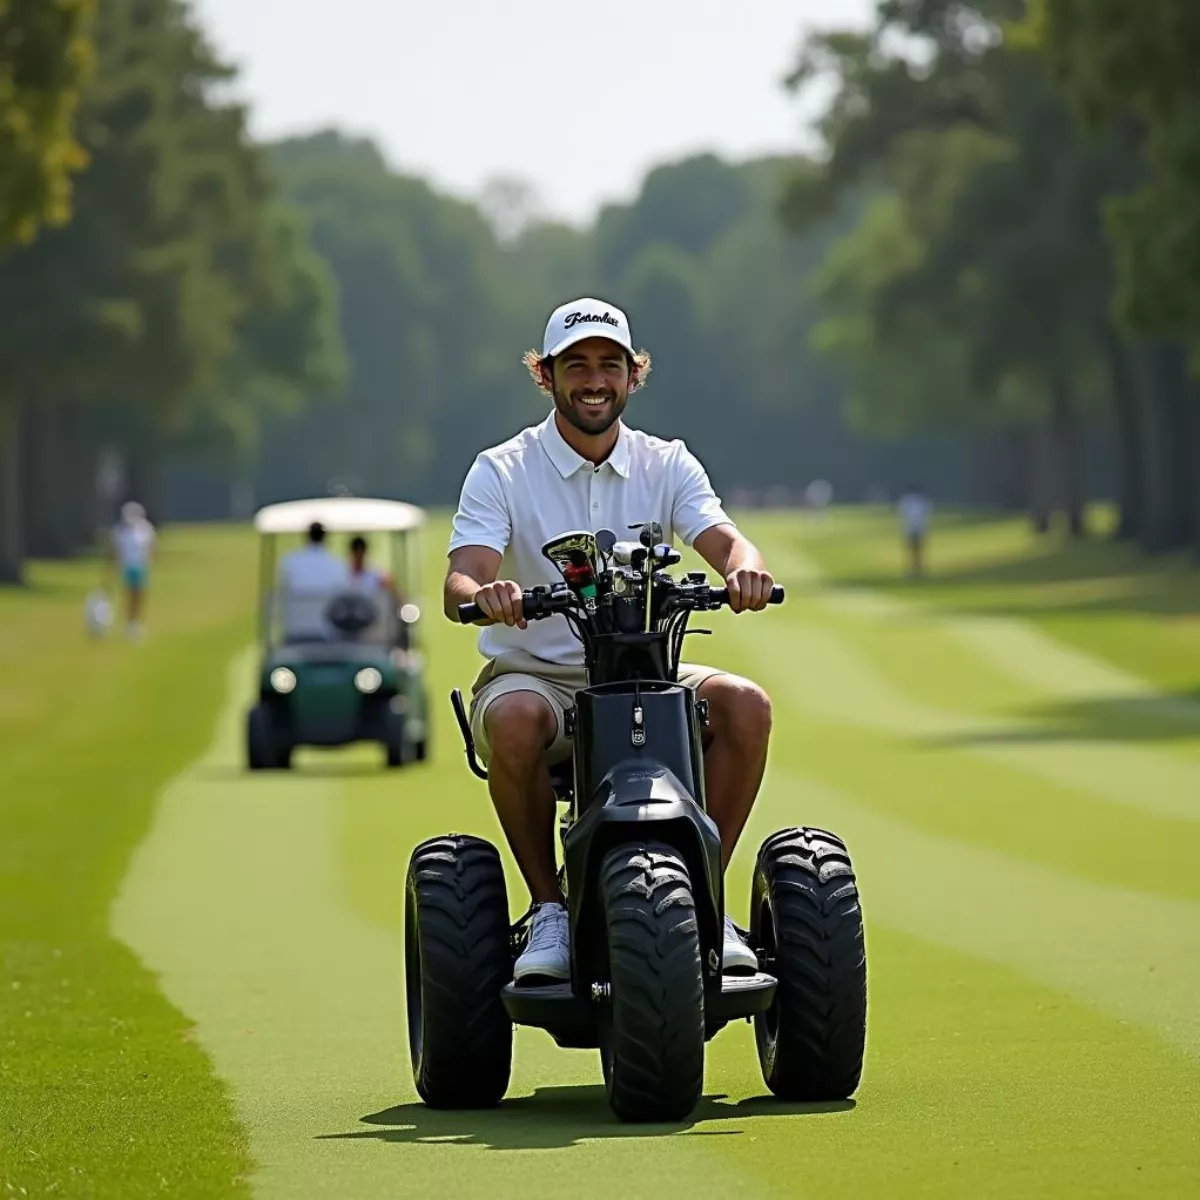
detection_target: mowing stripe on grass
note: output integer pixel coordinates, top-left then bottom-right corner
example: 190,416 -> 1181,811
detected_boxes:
750,767 -> 1200,1059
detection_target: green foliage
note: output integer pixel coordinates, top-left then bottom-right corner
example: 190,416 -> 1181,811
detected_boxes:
1032,0 -> 1200,350
0,0 -> 93,245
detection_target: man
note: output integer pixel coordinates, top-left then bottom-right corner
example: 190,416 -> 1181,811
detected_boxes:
109,500 -> 156,641
897,484 -> 932,578
278,521 -> 349,640
445,296 -> 777,985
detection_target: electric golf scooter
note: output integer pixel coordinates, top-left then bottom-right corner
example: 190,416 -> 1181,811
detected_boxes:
404,522 -> 867,1122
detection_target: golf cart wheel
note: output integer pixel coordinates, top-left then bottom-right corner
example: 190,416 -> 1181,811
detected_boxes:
384,710 -> 408,768
405,835 -> 513,1108
599,842 -> 705,1123
752,827 -> 867,1100
247,704 -> 282,770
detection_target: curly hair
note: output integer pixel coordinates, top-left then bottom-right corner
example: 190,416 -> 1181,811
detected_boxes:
522,348 -> 653,395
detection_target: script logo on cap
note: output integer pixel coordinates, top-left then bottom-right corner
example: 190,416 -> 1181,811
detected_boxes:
543,297 -> 633,358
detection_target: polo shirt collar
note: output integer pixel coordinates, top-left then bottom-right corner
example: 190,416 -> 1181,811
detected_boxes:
539,412 -> 631,478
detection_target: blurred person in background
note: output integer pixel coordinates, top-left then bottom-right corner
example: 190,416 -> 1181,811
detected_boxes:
109,501 -> 156,641
347,535 -> 398,600
897,484 -> 932,578
277,521 -> 349,640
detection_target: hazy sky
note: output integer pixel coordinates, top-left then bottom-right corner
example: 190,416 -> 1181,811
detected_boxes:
191,0 -> 875,224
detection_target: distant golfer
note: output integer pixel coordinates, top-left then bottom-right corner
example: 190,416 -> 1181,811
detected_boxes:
110,501 -> 156,640
897,485 -> 932,578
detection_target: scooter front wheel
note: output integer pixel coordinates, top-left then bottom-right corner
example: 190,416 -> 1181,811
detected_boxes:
598,841 -> 705,1122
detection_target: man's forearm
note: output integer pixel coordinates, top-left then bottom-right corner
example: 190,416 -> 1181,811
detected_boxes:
444,570 -> 484,621
720,534 -> 766,576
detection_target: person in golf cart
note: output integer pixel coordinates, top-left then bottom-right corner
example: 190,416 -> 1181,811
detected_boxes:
347,535 -> 400,602
277,520 -> 350,642
445,296 -> 777,985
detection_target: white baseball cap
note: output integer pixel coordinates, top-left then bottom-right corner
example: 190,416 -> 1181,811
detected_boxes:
542,297 -> 634,359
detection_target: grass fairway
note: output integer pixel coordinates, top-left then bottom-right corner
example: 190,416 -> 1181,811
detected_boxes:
0,528 -> 257,1197
6,510 -> 1200,1197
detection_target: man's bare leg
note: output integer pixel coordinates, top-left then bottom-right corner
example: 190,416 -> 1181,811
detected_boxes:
695,674 -> 773,869
483,692 -> 562,904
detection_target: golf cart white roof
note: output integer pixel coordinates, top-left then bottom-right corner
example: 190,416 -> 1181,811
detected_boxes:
253,497 -> 425,535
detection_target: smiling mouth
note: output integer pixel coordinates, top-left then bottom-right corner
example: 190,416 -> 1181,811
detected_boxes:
576,395 -> 612,408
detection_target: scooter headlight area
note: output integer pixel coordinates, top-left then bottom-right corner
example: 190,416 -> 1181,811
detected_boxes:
405,522 -> 868,1124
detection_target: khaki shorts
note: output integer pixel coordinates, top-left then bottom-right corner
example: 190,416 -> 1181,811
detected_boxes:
469,648 -> 723,766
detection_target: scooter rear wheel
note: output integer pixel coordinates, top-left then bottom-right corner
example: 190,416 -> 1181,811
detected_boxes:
598,841 -> 705,1122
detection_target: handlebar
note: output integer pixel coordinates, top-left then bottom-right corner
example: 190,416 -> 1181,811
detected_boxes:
457,582 -> 785,624
710,584 -> 786,607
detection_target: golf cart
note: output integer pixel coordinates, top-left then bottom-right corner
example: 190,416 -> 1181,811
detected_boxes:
246,497 -> 430,771
404,523 -> 867,1123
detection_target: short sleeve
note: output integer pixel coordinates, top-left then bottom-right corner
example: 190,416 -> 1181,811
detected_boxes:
670,442 -> 733,547
448,453 -> 511,555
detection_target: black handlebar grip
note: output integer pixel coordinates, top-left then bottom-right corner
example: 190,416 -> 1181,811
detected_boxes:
457,602 -> 484,624
711,584 -> 786,606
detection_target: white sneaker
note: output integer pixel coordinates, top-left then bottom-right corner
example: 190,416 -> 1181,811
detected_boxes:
514,902 -> 570,984
722,914 -> 758,974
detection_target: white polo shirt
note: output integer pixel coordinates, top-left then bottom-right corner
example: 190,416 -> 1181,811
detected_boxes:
449,413 -> 733,665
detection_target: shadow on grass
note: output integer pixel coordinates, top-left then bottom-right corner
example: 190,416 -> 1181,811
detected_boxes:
800,535 -> 1200,620
317,1085 -> 854,1151
923,690 -> 1200,747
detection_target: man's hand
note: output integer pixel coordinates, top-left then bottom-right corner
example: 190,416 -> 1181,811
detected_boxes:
474,580 -> 527,628
724,567 -> 775,613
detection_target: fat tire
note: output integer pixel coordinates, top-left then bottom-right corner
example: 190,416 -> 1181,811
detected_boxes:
752,827 -> 867,1100
599,842 -> 705,1123
385,710 -> 407,768
405,834 -> 513,1108
246,704 -> 279,770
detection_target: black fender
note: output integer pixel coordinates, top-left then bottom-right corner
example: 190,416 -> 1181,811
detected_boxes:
562,761 -> 724,993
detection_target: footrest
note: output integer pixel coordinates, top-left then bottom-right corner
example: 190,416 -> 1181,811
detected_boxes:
501,980 -> 597,1048
708,971 -> 778,1022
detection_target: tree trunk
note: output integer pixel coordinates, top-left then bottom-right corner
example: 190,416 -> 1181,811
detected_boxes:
0,405 -> 25,584
1098,323 -> 1143,541
1185,376 -> 1200,565
971,427 -> 1028,511
64,418 -> 102,552
1135,343 -> 1191,553
1049,371 -> 1086,537
125,443 -> 164,523
20,397 -> 80,558
1029,420 -> 1055,535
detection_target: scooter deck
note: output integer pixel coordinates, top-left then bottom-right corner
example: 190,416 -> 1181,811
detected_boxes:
501,972 -> 778,1049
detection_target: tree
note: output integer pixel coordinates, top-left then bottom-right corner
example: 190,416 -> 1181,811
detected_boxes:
0,0 -> 338,577
0,0 -> 93,245
1025,0 -> 1200,556
782,0 -> 1148,535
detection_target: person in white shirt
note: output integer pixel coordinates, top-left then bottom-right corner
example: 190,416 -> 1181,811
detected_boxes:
277,521 -> 350,640
109,500 -> 156,640
896,485 -> 933,578
446,296 -> 777,984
